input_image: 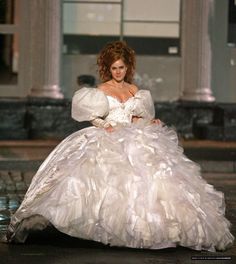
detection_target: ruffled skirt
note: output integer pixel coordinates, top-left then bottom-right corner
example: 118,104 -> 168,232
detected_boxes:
4,123 -> 234,251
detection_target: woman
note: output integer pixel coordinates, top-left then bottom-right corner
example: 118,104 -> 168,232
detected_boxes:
4,41 -> 234,251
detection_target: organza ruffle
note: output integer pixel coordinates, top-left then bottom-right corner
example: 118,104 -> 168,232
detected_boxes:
4,123 -> 234,251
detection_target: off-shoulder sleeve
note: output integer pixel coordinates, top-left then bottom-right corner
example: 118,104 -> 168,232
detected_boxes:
132,90 -> 155,120
71,87 -> 109,122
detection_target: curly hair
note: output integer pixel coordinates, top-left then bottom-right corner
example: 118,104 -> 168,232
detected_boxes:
97,41 -> 136,83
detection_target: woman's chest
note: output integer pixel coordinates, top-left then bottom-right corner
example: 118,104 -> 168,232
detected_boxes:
107,96 -> 134,112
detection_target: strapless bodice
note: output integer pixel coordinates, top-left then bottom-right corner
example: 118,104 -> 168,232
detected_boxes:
104,95 -> 135,125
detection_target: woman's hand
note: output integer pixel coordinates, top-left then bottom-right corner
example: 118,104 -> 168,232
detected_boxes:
105,125 -> 115,133
151,119 -> 162,125
132,116 -> 142,123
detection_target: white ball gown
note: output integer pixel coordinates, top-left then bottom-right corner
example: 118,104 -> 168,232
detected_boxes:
4,88 -> 234,251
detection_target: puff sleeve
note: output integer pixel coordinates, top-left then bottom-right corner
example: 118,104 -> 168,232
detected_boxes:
71,87 -> 109,122
132,90 -> 155,120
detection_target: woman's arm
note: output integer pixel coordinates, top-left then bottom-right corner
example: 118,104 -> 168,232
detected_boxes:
91,118 -> 114,132
91,118 -> 109,128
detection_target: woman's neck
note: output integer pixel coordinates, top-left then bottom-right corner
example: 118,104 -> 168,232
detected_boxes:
111,79 -> 125,89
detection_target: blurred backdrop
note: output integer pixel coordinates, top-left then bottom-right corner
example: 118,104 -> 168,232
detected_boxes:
0,0 -> 235,102
0,0 -> 236,141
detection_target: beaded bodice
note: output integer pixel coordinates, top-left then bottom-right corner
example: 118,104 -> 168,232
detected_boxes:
105,95 -> 135,125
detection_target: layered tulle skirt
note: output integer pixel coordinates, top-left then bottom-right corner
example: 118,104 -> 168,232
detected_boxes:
4,122 -> 234,251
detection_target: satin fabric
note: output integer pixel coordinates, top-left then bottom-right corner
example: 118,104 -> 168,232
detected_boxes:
4,88 -> 234,251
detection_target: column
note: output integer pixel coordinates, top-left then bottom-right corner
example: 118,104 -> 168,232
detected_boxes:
29,0 -> 63,98
180,0 -> 215,101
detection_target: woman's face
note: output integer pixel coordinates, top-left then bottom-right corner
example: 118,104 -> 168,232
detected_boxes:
110,59 -> 127,83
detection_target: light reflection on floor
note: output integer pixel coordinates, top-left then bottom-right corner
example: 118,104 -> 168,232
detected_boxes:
0,195 -> 21,234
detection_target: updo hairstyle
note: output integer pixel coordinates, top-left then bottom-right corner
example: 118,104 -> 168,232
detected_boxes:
97,41 -> 136,83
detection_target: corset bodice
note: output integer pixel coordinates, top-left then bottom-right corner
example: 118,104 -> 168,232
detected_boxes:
104,95 -> 135,125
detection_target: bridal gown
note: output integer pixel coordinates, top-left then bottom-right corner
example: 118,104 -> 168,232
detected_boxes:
4,88 -> 234,251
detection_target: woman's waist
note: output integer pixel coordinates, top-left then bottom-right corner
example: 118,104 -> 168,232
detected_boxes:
105,114 -> 132,126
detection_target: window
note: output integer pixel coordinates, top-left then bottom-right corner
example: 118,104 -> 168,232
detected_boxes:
0,0 -> 18,87
228,0 -> 236,44
63,0 -> 180,55
0,0 -> 29,97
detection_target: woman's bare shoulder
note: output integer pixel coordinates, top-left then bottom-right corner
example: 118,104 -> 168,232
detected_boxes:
97,82 -> 110,92
128,83 -> 139,95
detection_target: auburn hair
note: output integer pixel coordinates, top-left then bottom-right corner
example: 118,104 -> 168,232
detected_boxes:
97,41 -> 136,83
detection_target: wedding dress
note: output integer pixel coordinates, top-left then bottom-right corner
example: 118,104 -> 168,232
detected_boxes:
4,88 -> 234,251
